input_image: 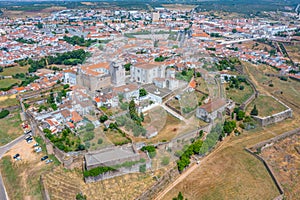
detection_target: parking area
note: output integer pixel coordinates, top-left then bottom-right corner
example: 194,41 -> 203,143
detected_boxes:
5,122 -> 52,165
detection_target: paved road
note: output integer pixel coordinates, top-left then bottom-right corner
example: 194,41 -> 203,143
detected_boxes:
0,135 -> 24,158
0,135 -> 25,200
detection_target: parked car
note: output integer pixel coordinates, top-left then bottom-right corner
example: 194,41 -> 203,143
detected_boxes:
33,143 -> 39,147
24,130 -> 32,135
13,153 -> 20,159
45,159 -> 53,164
35,148 -> 42,153
41,156 -> 48,161
25,136 -> 32,141
27,139 -> 33,143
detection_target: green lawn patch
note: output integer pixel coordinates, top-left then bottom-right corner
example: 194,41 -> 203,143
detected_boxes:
0,109 -> 22,145
0,78 -> 21,90
226,82 -> 254,104
0,65 -> 29,76
246,95 -> 287,117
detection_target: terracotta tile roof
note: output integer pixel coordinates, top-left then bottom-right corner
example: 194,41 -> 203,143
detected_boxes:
61,109 -> 71,118
200,98 -> 227,113
67,122 -> 75,129
189,78 -> 196,89
94,96 -> 101,103
134,62 -> 161,70
71,111 -> 83,123
81,62 -> 110,76
113,83 -> 138,93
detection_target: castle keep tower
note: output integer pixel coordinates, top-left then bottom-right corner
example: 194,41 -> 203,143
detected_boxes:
110,61 -> 125,87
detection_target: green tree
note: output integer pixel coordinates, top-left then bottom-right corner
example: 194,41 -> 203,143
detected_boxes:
139,88 -> 147,97
99,115 -> 108,123
0,110 -> 9,119
236,110 -> 245,121
50,103 -> 57,111
232,28 -> 237,33
47,90 -> 55,104
173,192 -> 184,200
36,22 -> 43,29
223,120 -> 236,134
124,63 -> 131,71
141,145 -> 156,158
63,84 -> 70,89
128,100 -> 141,125
140,112 -> 144,122
250,105 -> 258,116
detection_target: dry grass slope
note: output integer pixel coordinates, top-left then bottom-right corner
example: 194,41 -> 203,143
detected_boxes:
162,63 -> 300,200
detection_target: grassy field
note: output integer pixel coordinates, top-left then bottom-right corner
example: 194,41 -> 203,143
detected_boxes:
83,127 -> 114,151
246,95 -> 287,117
0,65 -> 29,76
0,156 -> 23,199
243,62 -> 278,84
0,78 -> 21,89
241,41 -> 274,52
104,129 -> 131,145
0,95 -> 19,108
284,44 -> 300,63
194,77 -> 209,94
179,91 -> 198,115
244,62 -> 300,113
0,109 -> 22,145
225,82 -> 254,104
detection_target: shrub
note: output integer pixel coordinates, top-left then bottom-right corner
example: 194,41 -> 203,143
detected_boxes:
97,138 -> 103,144
280,76 -> 288,81
85,142 -> 91,149
139,164 -> 146,173
83,166 -> 115,177
76,193 -> 87,200
83,132 -> 94,142
239,123 -> 245,129
85,123 -> 95,131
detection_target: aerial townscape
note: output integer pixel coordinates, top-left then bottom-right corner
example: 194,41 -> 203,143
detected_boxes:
0,0 -> 299,200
